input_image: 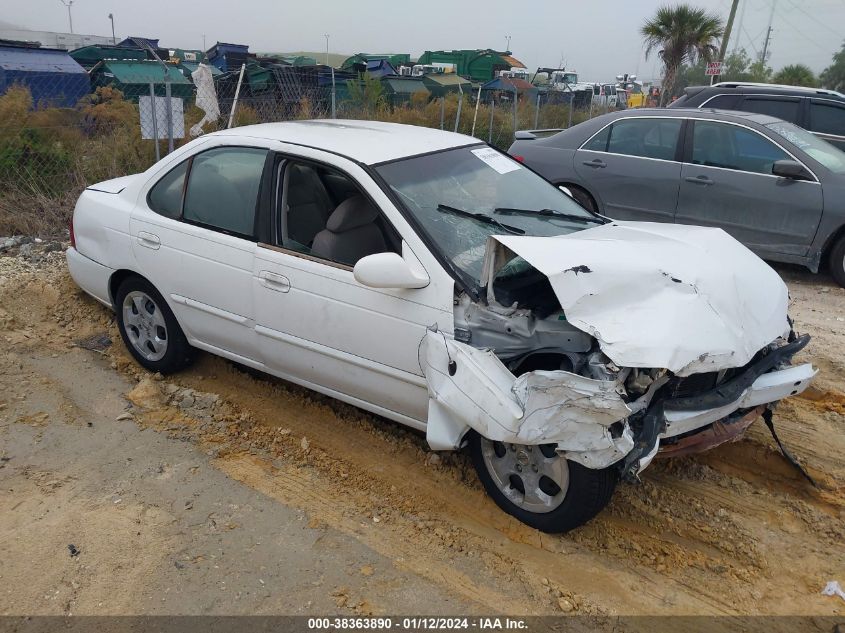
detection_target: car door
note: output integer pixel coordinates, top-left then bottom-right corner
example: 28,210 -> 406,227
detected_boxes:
130,144 -> 270,364
573,116 -> 684,222
676,119 -> 823,257
252,152 -> 452,425
808,98 -> 845,151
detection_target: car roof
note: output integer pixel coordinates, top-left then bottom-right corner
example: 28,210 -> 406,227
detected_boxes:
211,119 -> 479,165
598,107 -> 782,125
688,82 -> 845,99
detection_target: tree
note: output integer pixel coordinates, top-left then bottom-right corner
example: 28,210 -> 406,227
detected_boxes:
820,41 -> 845,91
748,60 -> 773,83
642,4 -> 724,106
347,72 -> 385,115
772,64 -> 817,87
673,48 -> 756,97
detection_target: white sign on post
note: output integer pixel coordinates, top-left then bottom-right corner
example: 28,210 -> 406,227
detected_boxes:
705,61 -> 723,76
139,95 -> 185,140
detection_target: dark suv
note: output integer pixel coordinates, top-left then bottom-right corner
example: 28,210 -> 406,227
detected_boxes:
669,82 -> 845,150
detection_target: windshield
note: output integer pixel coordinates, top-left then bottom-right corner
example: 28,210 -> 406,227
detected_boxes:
765,120 -> 845,174
376,145 -> 601,287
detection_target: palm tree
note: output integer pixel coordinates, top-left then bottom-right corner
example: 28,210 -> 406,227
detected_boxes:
773,64 -> 818,87
642,4 -> 724,105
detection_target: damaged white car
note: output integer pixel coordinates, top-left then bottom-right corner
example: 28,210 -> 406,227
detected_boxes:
67,120 -> 816,533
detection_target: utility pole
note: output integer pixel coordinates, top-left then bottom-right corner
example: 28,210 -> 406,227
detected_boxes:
761,26 -> 774,64
731,0 -> 747,55
760,0 -> 776,64
324,34 -> 330,66
59,0 -> 74,34
716,0 -> 740,81
108,13 -> 115,44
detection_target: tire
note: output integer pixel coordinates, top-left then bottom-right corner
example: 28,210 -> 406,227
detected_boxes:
564,185 -> 597,213
468,433 -> 617,533
115,275 -> 195,374
828,234 -> 845,288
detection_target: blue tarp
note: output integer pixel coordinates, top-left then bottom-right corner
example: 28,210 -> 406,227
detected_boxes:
0,45 -> 90,107
206,42 -> 250,72
365,59 -> 397,78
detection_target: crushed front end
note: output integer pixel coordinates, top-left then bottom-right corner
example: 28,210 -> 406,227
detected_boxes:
421,223 -> 817,479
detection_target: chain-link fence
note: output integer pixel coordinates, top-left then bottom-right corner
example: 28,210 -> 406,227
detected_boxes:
0,60 -> 617,235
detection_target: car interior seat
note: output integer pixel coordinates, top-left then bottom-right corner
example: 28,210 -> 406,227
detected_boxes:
310,195 -> 387,266
284,164 -> 335,248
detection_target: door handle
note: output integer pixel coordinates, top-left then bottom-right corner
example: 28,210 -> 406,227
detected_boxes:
684,175 -> 714,185
137,231 -> 161,249
582,159 -> 607,168
258,271 -> 290,293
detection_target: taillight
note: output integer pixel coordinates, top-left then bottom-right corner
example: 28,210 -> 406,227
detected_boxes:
512,155 -> 525,163
69,215 -> 76,248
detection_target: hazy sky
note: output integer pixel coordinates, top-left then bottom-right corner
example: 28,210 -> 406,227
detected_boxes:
4,0 -> 844,81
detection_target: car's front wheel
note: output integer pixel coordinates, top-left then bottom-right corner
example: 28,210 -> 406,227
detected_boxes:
468,433 -> 617,533
115,275 -> 195,374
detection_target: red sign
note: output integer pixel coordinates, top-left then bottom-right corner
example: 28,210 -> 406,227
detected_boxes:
705,61 -> 723,76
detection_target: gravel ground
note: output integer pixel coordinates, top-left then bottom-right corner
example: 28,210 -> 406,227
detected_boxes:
0,241 -> 843,619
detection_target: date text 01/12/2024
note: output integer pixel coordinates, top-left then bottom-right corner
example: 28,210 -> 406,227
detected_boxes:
307,617 -> 528,630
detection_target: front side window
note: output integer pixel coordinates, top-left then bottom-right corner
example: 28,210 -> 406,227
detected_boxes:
740,97 -> 800,123
606,118 -> 682,161
767,120 -> 845,173
183,147 -> 268,238
279,160 -> 397,267
691,121 -> 789,174
148,160 -> 188,219
376,146 -> 602,288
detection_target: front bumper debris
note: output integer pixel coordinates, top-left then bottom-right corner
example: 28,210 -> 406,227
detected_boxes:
422,329 -> 815,477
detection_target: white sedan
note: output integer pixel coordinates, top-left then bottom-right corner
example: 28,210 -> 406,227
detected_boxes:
68,120 -> 816,532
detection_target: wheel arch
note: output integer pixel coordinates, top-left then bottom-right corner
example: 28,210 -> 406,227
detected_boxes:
819,223 -> 845,273
555,181 -> 600,212
108,270 -> 187,333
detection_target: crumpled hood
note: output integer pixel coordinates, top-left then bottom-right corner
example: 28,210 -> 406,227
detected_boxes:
488,221 -> 790,376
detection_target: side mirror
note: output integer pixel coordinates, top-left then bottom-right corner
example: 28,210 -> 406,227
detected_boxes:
772,159 -> 812,181
353,252 -> 430,289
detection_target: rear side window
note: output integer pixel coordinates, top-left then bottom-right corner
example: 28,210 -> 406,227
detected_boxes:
810,101 -> 845,137
582,125 -> 611,151
183,147 -> 268,238
148,161 -> 188,219
740,97 -> 800,123
606,118 -> 682,160
701,94 -> 740,110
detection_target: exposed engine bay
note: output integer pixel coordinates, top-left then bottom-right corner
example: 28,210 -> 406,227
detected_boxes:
421,225 -> 817,480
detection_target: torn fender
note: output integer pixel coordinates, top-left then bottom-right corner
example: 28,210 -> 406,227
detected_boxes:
487,221 -> 790,376
421,330 -> 634,469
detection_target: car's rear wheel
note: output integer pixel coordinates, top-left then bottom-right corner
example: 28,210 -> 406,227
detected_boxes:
468,433 -> 617,533
115,276 -> 195,374
828,234 -> 845,288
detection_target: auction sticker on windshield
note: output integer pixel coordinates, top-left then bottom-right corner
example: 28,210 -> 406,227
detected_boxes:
471,147 -> 521,174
